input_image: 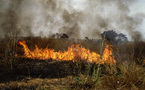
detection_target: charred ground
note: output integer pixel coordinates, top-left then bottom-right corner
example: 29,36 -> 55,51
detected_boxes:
0,35 -> 145,89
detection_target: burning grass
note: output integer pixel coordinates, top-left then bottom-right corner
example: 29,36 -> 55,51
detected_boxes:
18,40 -> 116,64
0,37 -> 145,89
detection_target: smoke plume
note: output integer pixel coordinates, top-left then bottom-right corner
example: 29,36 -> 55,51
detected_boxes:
0,0 -> 144,41
0,0 -> 34,38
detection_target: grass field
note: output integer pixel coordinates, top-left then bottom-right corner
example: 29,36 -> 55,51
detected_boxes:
0,37 -> 145,90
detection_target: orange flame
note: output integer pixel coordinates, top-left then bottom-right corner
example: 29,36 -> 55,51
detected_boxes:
18,40 -> 116,64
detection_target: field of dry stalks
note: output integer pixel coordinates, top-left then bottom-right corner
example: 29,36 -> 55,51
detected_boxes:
0,37 -> 145,90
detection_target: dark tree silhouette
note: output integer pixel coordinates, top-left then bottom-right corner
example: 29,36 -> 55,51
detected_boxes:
101,30 -> 128,44
60,33 -> 69,39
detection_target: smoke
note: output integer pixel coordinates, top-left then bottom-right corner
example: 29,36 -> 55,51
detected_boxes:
59,10 -> 81,38
80,0 -> 145,40
0,0 -> 145,41
0,0 -> 34,38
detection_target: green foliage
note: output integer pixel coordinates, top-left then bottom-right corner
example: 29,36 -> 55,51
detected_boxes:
71,63 -> 102,89
73,77 -> 82,84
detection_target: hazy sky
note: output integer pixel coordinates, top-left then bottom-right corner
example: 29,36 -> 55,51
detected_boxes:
34,0 -> 145,40
70,0 -> 145,40
72,0 -> 145,25
0,0 -> 145,41
130,0 -> 145,35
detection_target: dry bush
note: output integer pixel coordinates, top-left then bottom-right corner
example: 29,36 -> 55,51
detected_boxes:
20,37 -> 75,51
112,41 -> 145,66
1,35 -> 145,89
0,29 -> 20,69
100,62 -> 145,89
50,38 -> 75,51
68,41 -> 145,89
81,40 -> 100,53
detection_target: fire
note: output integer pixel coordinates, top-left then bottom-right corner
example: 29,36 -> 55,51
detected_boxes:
18,40 -> 116,64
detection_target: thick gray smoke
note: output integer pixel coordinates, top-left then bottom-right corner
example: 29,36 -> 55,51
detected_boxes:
0,0 -> 145,41
0,0 -> 34,38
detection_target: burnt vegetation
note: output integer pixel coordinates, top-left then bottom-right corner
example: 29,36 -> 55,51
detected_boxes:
0,31 -> 145,89
0,0 -> 145,89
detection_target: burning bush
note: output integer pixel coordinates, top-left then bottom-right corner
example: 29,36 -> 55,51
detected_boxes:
18,40 -> 116,64
0,36 -> 145,90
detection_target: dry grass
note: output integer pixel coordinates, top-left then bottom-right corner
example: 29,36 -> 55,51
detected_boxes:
100,62 -> 145,89
0,62 -> 144,90
0,36 -> 145,89
0,76 -> 73,90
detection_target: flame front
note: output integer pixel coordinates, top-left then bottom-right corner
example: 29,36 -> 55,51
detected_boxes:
18,40 -> 116,64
